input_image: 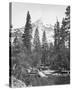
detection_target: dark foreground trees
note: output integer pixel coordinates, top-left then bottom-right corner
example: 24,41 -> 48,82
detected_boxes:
50,6 -> 70,70
33,27 -> 41,52
22,11 -> 32,52
11,6 -> 70,87
41,31 -> 48,66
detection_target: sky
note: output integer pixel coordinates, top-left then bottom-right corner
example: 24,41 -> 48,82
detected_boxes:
12,2 -> 67,29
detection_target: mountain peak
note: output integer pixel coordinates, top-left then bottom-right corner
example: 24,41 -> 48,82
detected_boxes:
32,19 -> 43,27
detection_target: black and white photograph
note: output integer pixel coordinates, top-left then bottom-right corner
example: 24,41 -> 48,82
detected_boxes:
9,2 -> 70,88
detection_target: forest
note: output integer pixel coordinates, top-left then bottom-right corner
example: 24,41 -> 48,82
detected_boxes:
9,6 -> 70,87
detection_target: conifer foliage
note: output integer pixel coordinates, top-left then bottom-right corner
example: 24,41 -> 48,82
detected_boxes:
42,31 -> 48,50
54,20 -> 60,50
33,27 -> 41,52
64,6 -> 70,48
22,11 -> 32,51
41,31 -> 48,65
11,6 -> 70,87
60,6 -> 70,48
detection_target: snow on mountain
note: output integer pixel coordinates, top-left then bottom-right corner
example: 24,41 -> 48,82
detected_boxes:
11,19 -> 54,44
32,19 -> 54,44
11,27 -> 24,44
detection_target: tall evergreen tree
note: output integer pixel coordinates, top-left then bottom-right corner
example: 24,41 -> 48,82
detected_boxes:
54,19 -> 60,50
65,6 -> 70,48
33,27 -> 41,52
13,36 -> 21,54
60,6 -> 70,48
60,18 -> 66,48
59,6 -> 70,70
22,11 -> 32,51
65,6 -> 70,29
42,31 -> 48,50
41,31 -> 48,65
54,24 -> 57,49
53,6 -> 70,70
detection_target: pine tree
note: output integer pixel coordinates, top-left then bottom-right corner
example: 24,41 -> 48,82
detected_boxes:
41,31 -> 48,65
54,19 -> 60,50
22,11 -> 32,51
60,6 -> 70,48
53,6 -> 70,70
60,6 -> 70,70
54,24 -> 57,49
42,31 -> 48,50
60,18 -> 66,48
33,27 -> 41,52
65,6 -> 70,48
65,6 -> 70,68
65,6 -> 70,29
13,36 -> 21,54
